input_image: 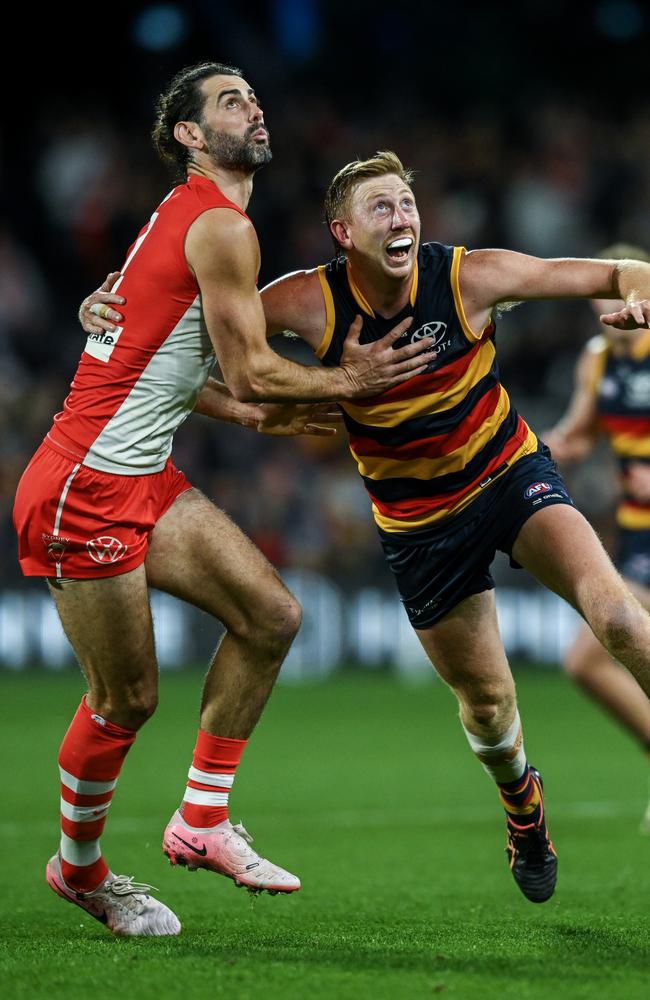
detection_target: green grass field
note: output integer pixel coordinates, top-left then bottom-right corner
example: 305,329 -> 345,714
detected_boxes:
2,667 -> 649,999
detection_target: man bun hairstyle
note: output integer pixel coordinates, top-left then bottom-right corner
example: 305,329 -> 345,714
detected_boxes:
324,151 -> 414,256
151,61 -> 242,178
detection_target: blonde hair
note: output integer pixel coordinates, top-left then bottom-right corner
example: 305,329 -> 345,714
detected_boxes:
597,243 -> 650,262
323,151 -> 414,256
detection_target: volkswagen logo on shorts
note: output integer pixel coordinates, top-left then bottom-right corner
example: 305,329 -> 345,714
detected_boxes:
87,536 -> 128,564
524,482 -> 551,499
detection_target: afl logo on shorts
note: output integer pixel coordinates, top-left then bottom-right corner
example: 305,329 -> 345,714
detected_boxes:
524,482 -> 551,499
87,536 -> 128,564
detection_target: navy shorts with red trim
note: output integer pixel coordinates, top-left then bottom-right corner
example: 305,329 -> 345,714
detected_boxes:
378,445 -> 574,628
13,441 -> 192,579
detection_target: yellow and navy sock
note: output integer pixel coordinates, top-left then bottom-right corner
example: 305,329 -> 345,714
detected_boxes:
463,710 -> 541,825
497,766 -> 542,825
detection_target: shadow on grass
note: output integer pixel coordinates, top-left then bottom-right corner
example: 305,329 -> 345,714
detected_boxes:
6,917 -> 632,974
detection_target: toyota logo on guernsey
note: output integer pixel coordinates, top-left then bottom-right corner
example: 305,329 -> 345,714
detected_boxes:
411,321 -> 448,346
87,536 -> 128,564
524,482 -> 551,499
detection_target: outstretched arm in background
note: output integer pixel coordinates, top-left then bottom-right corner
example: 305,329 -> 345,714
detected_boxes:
542,345 -> 601,463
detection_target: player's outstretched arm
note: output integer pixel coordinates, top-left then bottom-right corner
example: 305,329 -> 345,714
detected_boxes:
187,209 -> 432,402
458,250 -> 650,335
542,345 -> 601,463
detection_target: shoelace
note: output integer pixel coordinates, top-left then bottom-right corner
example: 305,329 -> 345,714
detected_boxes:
231,822 -> 254,846
508,824 -> 547,860
108,875 -> 158,898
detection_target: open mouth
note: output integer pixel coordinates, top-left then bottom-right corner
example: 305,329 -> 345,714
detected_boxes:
386,237 -> 413,260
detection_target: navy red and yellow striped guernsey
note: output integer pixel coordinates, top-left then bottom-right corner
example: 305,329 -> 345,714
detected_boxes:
316,242 -> 538,533
589,332 -> 650,530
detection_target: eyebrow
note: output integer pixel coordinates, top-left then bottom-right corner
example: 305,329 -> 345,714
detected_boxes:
366,189 -> 413,202
217,87 -> 256,103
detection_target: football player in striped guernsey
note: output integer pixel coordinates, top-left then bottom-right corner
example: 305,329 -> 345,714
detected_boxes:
83,152 -> 650,905
545,245 -> 650,833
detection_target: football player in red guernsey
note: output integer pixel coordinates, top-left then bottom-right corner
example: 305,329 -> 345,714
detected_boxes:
14,67 -> 432,938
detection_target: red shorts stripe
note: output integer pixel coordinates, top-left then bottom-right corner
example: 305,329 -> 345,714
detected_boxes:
13,441 -> 192,579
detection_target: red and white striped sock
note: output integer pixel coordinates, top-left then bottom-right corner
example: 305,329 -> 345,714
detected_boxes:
58,698 -> 136,893
179,730 -> 246,829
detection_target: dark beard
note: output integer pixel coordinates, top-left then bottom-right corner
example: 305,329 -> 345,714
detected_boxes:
202,123 -> 272,172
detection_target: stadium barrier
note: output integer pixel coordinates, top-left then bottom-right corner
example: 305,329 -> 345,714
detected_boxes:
0,571 -> 582,679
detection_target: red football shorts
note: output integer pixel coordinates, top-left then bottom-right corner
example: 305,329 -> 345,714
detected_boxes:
13,441 -> 193,579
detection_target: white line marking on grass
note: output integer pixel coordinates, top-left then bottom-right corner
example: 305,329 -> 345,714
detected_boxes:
327,801 -> 641,828
1,800 -> 642,839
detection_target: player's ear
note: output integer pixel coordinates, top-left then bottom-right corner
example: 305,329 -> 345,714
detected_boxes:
330,219 -> 351,251
174,120 -> 205,152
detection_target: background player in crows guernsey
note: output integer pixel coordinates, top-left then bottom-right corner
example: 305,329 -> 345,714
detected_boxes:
87,149 -> 650,906
546,244 -> 650,833
13,65 -> 433,938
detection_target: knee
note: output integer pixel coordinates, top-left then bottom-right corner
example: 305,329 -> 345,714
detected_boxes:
256,593 -> 302,652
231,588 -> 302,656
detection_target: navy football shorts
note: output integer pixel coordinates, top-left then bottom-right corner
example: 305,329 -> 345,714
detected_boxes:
378,445 -> 574,629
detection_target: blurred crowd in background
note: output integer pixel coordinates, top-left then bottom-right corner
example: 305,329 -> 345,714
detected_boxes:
2,0 -> 649,591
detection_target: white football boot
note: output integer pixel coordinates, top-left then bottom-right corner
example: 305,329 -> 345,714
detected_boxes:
46,853 -> 181,936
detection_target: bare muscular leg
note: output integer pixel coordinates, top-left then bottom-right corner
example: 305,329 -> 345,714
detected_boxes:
414,590 -> 556,901
148,488 -> 303,891
565,594 -> 650,747
48,565 -> 158,729
46,566 -> 170,909
414,590 -> 516,739
512,505 -> 650,700
145,488 -> 301,738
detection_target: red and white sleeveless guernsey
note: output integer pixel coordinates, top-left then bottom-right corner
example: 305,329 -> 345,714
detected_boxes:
14,175 -> 247,579
50,174 -> 247,474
